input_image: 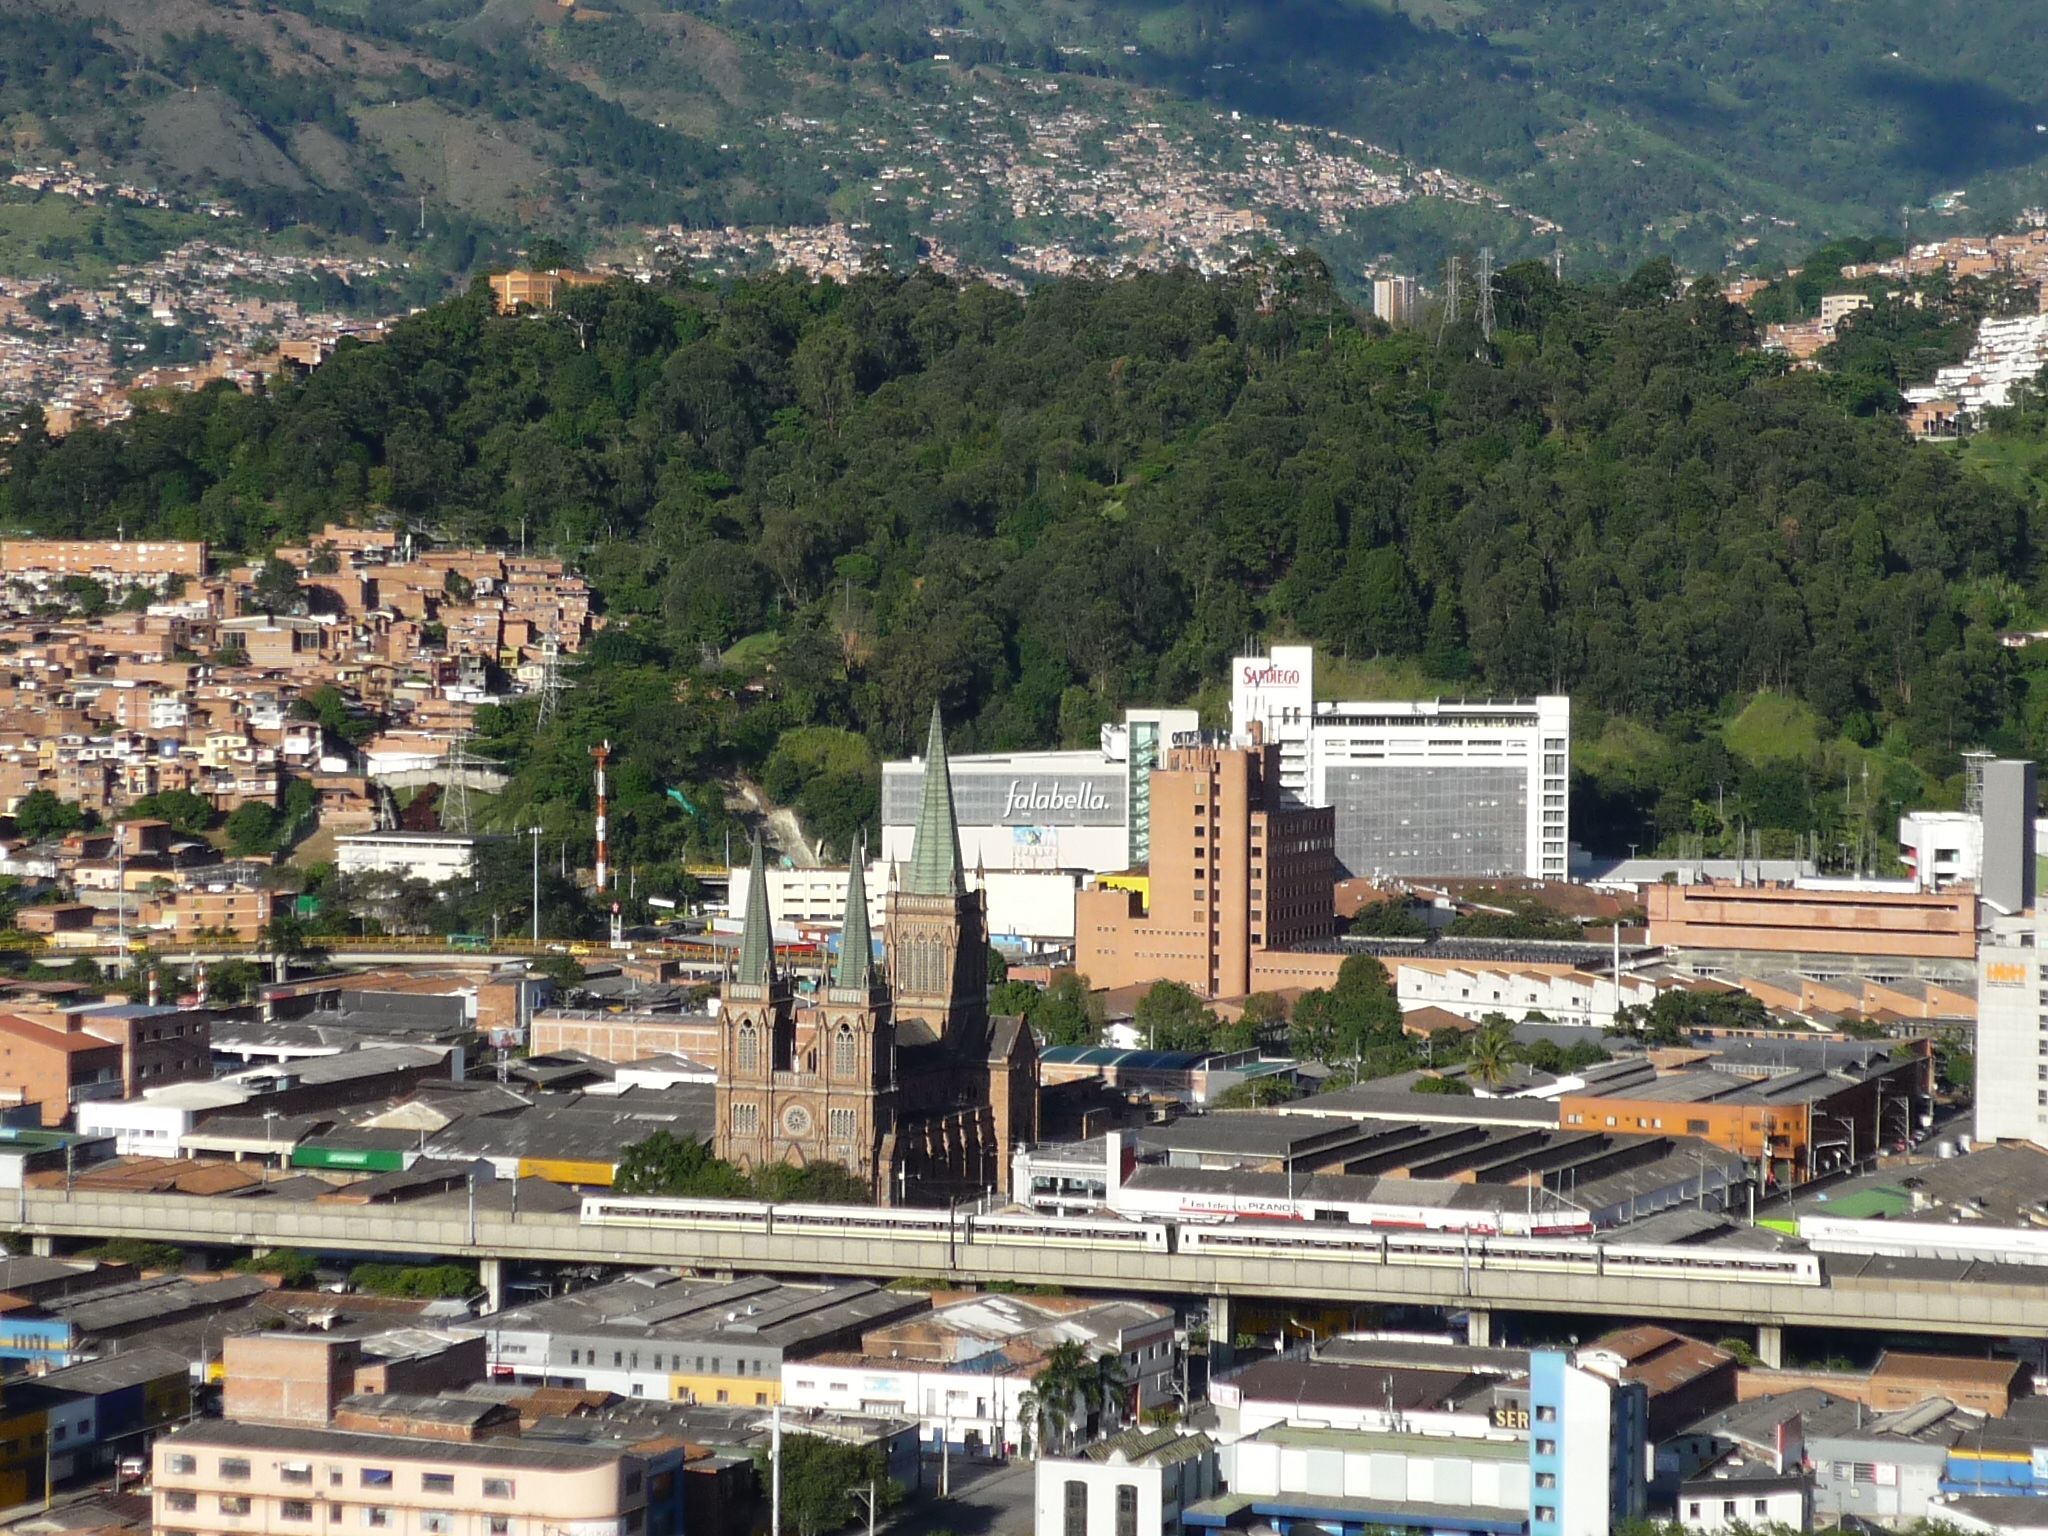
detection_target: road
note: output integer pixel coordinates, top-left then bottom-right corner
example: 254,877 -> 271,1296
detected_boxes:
892,1459 -> 1035,1536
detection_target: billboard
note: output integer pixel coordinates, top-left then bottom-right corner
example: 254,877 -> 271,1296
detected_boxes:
1230,645 -> 1314,739
883,765 -> 1127,828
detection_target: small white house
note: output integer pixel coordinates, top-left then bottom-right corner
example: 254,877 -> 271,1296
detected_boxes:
1679,1454 -> 1812,1534
75,1096 -> 202,1158
1034,1428 -> 1218,1536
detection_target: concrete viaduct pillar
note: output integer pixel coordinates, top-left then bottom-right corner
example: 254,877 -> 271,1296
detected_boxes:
479,1257 -> 505,1314
1757,1324 -> 1785,1369
1208,1294 -> 1234,1373
1465,1307 -> 1495,1349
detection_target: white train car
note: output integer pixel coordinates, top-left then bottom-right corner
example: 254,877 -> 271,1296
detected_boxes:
581,1196 -> 772,1232
1177,1221 -> 1822,1286
965,1211 -> 1172,1252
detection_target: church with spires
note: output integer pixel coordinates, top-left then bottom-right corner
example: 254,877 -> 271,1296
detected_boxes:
714,705 -> 1040,1204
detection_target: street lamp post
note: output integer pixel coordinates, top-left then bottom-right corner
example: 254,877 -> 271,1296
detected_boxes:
528,827 -> 544,944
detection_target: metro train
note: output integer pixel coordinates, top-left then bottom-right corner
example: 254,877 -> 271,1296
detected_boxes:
578,1195 -> 1821,1284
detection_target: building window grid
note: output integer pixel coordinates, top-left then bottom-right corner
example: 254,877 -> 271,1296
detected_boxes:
1063,1480 -> 1086,1536
1115,1484 -> 1139,1536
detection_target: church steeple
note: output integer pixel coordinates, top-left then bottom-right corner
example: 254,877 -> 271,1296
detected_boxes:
832,839 -> 875,994
905,702 -> 964,898
735,835 -> 776,988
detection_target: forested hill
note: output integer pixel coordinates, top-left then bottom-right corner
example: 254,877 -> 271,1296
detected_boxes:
5,258 -> 2041,865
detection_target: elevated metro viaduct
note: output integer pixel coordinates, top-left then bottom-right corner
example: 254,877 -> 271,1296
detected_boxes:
10,1188 -> 2045,1368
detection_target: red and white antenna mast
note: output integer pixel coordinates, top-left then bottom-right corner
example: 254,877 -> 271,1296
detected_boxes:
591,740 -> 612,892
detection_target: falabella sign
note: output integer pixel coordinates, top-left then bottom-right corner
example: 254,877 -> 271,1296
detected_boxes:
1002,779 -> 1110,820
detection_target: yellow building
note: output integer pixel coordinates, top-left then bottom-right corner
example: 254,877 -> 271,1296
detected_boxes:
0,1399 -> 47,1506
488,269 -> 608,313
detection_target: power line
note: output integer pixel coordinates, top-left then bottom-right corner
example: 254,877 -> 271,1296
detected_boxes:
1435,253 -> 1461,349
1477,246 -> 1497,343
535,636 -> 563,728
443,726 -> 473,835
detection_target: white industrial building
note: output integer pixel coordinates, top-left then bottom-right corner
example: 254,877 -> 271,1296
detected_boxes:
725,859 -> 1080,948
878,706 -> 1199,878
1899,808 -> 2048,892
336,831 -> 482,886
1230,645 -> 1569,879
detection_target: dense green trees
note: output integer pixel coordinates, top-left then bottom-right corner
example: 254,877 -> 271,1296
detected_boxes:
754,1435 -> 901,1536
13,790 -> 88,841
1290,956 -> 1404,1072
612,1129 -> 869,1202
3,259 -> 2042,866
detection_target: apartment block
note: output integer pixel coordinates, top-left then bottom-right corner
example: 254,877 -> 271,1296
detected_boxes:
171,884 -> 286,943
152,1422 -> 649,1536
0,1012 -> 124,1125
0,539 -> 208,587
1076,732 -> 1334,998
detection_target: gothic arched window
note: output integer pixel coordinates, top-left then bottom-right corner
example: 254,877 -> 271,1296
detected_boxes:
834,1023 -> 858,1078
736,1021 -> 759,1073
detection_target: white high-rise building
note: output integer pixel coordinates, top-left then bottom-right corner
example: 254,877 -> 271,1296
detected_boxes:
1229,644 -> 1569,880
1373,274 -> 1421,326
1973,759 -> 2041,1146
1977,905 -> 2044,1144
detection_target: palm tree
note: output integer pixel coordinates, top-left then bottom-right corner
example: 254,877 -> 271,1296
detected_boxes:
1019,1341 -> 1093,1457
1468,1018 -> 1517,1092
1090,1351 -> 1132,1437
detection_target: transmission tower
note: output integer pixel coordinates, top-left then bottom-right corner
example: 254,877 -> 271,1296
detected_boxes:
1435,254 -> 1461,349
1477,246 -> 1497,343
535,637 -> 563,729
443,727 -> 473,835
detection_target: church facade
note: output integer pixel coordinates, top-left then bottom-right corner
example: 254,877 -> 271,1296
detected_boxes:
714,706 -> 1039,1202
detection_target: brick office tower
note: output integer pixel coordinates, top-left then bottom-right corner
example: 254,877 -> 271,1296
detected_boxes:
1075,727 -> 1337,998
717,704 -> 1038,1202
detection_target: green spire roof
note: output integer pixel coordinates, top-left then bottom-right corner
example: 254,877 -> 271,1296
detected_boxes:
904,702 -> 963,897
833,839 -> 873,991
736,835 -> 776,986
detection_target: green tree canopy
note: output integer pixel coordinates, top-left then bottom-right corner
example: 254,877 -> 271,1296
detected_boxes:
613,1130 -> 748,1198
13,789 -> 87,841
125,789 -> 214,836
753,1434 -> 901,1536
1134,980 -> 1221,1052
225,801 -> 281,856
251,555 -> 305,614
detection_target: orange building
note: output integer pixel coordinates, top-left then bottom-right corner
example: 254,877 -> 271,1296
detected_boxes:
1076,732 -> 1335,998
1557,1043 -> 1930,1188
172,885 -> 286,943
0,1012 -> 123,1126
1646,882 -> 1976,960
488,268 -> 609,313
0,539 -> 207,583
